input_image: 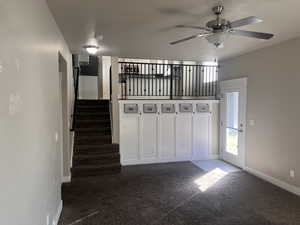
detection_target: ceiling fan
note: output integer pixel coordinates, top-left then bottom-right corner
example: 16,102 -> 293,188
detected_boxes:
170,5 -> 274,48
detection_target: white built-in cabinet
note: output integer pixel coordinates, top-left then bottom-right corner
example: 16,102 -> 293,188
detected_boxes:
119,100 -> 218,165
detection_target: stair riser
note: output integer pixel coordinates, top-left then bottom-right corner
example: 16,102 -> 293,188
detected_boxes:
75,131 -> 111,137
75,122 -> 110,128
75,112 -> 110,116
75,138 -> 111,145
75,136 -> 111,140
77,101 -> 109,106
77,105 -> 109,110
73,157 -> 120,167
75,127 -> 111,132
75,141 -> 111,146
72,168 -> 121,178
74,151 -> 119,157
75,115 -> 110,120
74,146 -> 119,153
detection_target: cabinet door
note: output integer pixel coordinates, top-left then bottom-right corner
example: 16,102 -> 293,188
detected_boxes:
193,114 -> 210,160
120,115 -> 140,162
158,115 -> 176,159
140,114 -> 158,160
175,114 -> 192,159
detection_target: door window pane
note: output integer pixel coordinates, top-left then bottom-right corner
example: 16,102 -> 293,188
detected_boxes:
225,92 -> 239,155
226,128 -> 238,155
226,92 -> 239,129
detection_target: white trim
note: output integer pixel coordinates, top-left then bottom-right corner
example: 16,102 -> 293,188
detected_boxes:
210,154 -> 219,160
70,131 -> 75,168
53,200 -> 63,225
220,77 -> 247,169
119,99 -> 220,103
245,167 -> 300,197
121,154 -> 219,166
62,176 -> 71,183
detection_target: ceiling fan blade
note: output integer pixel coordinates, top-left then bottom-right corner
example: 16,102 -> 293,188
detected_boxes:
230,16 -> 262,28
230,29 -> 274,40
170,33 -> 211,45
175,25 -> 212,32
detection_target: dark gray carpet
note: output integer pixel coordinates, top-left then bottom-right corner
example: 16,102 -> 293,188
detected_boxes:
59,162 -> 300,225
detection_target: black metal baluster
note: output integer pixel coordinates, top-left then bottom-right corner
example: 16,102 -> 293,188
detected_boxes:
170,64 -> 173,100
156,63 -> 158,96
144,63 -> 146,97
195,65 -> 199,97
163,64 -> 165,96
194,65 -> 197,96
139,63 -> 142,96
200,66 -> 204,97
159,64 -> 162,96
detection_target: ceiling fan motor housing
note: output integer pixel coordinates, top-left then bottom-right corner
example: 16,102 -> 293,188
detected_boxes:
206,19 -> 229,32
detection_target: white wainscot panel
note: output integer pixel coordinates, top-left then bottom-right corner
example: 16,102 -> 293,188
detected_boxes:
140,114 -> 158,160
119,100 -> 219,165
158,114 -> 176,159
120,115 -> 140,163
193,114 -> 210,160
175,113 -> 192,159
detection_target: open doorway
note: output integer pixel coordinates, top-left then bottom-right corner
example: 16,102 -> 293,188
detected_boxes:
220,78 -> 247,168
58,53 -> 70,181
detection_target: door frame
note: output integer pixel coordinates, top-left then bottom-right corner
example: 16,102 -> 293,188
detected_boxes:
219,78 -> 247,169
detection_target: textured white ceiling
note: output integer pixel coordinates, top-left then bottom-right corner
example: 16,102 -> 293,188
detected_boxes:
47,0 -> 300,61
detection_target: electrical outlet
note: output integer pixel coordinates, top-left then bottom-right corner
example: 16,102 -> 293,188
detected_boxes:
290,169 -> 295,178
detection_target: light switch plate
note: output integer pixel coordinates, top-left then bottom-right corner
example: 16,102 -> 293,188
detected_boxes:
249,120 -> 255,126
290,169 -> 295,178
55,132 -> 59,143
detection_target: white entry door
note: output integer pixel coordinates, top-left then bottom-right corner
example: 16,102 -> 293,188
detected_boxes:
220,78 -> 247,168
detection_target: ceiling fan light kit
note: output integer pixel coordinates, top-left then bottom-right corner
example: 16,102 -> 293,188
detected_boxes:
170,5 -> 274,48
83,45 -> 100,55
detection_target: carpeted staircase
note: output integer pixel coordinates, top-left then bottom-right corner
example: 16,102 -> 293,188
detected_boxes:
71,100 -> 121,178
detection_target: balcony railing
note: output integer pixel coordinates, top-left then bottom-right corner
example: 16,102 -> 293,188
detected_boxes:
119,62 -> 218,99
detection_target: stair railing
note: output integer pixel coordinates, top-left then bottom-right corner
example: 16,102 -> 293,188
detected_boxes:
70,66 -> 80,131
118,62 -> 219,100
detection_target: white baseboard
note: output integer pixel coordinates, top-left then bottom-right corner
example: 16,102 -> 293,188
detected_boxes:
121,154 -> 219,166
210,154 -> 219,160
62,176 -> 71,183
53,200 -> 63,225
121,158 -> 189,166
70,131 -> 75,168
245,167 -> 300,197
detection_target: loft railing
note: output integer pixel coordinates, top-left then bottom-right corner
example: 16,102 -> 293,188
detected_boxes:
119,62 -> 219,100
70,66 -> 80,131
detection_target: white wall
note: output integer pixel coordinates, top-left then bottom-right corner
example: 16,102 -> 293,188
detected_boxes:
220,37 -> 300,189
111,57 -> 120,143
0,0 -> 73,224
101,56 -> 112,100
79,76 -> 98,99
